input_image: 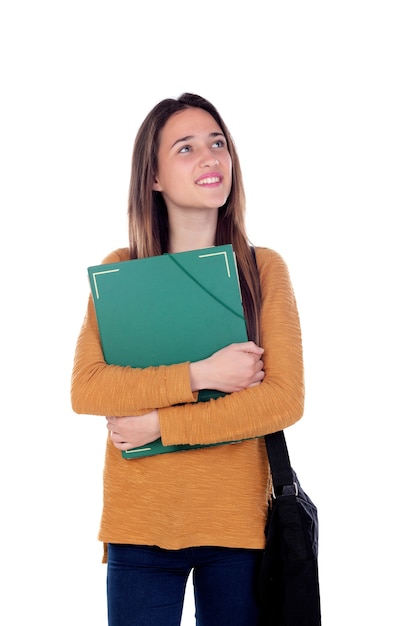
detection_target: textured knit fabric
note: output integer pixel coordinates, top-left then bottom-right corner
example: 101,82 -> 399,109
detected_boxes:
71,246 -> 304,561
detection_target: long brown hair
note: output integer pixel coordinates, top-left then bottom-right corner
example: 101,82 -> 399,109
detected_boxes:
127,93 -> 261,343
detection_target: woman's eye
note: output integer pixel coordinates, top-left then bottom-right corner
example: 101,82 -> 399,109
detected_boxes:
179,145 -> 191,153
212,140 -> 224,148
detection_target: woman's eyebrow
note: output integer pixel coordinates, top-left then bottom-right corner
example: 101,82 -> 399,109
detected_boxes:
171,135 -> 194,149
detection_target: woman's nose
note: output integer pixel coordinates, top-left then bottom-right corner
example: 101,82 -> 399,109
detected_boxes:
200,152 -> 219,167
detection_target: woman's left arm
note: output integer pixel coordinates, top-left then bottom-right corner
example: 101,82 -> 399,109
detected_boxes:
157,247 -> 305,446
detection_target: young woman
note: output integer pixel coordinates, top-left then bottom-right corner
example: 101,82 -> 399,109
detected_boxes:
71,93 -> 304,626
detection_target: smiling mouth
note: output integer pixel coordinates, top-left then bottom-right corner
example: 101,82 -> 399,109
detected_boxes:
196,176 -> 221,185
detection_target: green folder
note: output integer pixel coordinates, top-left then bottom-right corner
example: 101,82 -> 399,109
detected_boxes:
87,244 -> 248,459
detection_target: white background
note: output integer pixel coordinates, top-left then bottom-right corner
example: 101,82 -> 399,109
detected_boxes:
1,1 -> 413,624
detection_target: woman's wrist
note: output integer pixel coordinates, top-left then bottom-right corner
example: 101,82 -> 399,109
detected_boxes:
189,360 -> 209,392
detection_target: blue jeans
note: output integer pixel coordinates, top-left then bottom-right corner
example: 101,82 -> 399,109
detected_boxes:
107,543 -> 262,626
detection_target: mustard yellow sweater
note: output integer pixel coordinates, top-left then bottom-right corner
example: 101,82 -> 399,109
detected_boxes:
71,246 -> 304,558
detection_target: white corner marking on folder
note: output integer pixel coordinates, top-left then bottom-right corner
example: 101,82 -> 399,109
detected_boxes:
198,251 -> 231,277
124,448 -> 152,454
91,269 -> 120,299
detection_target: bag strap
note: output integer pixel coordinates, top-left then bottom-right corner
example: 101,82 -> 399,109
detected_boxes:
249,246 -> 296,491
264,431 -> 295,489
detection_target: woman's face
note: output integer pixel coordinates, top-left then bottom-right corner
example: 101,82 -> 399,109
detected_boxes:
153,107 -> 232,215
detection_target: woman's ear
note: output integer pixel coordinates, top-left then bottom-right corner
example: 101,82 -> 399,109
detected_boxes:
152,177 -> 162,192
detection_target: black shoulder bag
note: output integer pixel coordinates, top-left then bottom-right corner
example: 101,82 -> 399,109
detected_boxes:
258,430 -> 322,625
249,246 -> 321,624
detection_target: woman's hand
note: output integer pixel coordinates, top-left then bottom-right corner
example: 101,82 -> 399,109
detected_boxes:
106,410 -> 160,450
190,341 -> 265,394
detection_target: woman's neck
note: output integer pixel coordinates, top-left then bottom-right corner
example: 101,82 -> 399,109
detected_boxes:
168,210 -> 218,254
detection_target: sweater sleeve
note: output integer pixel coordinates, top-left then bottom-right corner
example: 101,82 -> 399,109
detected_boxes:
70,249 -> 197,416
158,247 -> 305,445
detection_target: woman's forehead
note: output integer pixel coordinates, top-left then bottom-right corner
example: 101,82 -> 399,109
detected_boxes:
160,108 -> 223,147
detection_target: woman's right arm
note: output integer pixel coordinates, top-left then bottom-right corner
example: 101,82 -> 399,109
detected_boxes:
71,296 -> 262,417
